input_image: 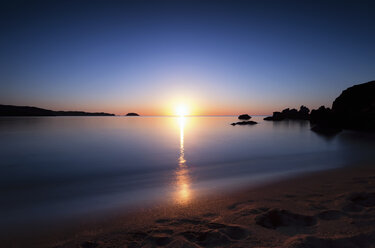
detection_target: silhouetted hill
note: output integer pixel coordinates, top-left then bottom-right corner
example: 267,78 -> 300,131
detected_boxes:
0,104 -> 115,116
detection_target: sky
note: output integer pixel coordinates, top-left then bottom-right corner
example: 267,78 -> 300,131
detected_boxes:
0,0 -> 374,115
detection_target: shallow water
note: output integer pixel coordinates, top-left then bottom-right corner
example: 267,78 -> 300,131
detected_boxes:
0,116 -> 374,232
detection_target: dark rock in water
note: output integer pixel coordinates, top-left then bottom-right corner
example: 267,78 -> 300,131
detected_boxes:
126,113 -> 139,116
332,80 -> 375,131
311,124 -> 342,136
231,121 -> 257,126
263,116 -> 274,121
238,114 -> 251,120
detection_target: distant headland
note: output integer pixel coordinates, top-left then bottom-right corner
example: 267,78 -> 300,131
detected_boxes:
0,104 -> 115,116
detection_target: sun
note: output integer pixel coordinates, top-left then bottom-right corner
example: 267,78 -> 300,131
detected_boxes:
175,104 -> 189,117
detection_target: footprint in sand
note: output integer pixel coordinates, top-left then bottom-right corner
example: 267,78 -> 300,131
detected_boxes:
227,200 -> 254,210
202,212 -> 218,218
255,209 -> 317,229
235,207 -> 269,217
206,222 -> 249,239
155,218 -> 206,226
153,217 -> 250,246
348,192 -> 375,207
341,192 -> 375,213
127,229 -> 174,247
180,230 -> 231,247
284,194 -> 297,198
155,218 -> 172,224
316,210 -> 344,220
342,202 -> 364,212
147,235 -> 172,246
220,225 -> 249,240
284,231 -> 375,248
149,229 -> 174,235
180,223 -> 249,246
308,203 -> 327,211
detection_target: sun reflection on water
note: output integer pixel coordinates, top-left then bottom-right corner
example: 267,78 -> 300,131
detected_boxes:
175,116 -> 192,204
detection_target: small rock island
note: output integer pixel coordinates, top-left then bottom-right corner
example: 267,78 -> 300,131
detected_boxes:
231,120 -> 257,126
232,114 -> 257,125
238,114 -> 251,120
125,113 -> 140,116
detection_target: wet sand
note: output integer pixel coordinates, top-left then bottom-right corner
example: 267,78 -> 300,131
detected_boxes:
8,164 -> 375,248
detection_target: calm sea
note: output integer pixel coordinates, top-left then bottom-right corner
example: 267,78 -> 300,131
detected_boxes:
1,116 -> 374,232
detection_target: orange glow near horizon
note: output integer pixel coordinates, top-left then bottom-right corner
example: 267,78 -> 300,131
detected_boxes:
37,98 -> 288,116
110,98 -> 281,116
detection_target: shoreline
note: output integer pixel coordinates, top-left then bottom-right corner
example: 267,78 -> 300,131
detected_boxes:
6,163 -> 375,247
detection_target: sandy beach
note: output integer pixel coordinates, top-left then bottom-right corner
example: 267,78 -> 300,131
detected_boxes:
7,164 -> 372,248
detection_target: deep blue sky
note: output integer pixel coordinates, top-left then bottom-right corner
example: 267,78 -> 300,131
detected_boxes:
1,0 -> 374,115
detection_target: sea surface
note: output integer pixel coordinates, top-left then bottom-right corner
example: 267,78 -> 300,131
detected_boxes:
1,116 -> 375,232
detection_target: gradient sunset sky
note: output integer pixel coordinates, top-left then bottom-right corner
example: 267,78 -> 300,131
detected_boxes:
1,0 -> 374,115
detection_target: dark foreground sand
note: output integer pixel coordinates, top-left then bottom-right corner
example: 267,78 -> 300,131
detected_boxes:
9,165 -> 375,248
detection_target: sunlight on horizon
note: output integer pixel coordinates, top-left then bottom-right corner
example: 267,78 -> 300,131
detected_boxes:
175,104 -> 190,117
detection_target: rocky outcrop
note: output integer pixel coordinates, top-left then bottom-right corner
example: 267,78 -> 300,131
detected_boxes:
263,106 -> 310,121
238,114 -> 251,120
309,106 -> 340,135
310,81 -> 375,133
331,80 -> 375,130
310,106 -> 334,124
264,112 -> 284,121
263,80 -> 375,135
